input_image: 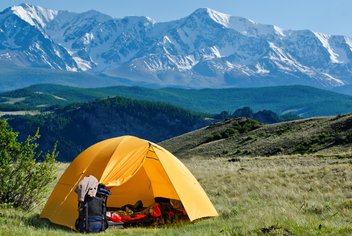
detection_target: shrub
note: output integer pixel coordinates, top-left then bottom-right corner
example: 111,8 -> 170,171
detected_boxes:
294,142 -> 311,154
0,119 -> 58,210
222,128 -> 238,138
206,133 -> 223,142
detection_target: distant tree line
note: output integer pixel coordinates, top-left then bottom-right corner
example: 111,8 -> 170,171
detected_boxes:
7,96 -> 210,162
213,107 -> 300,124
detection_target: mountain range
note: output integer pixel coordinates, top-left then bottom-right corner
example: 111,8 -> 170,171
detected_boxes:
1,4 -> 352,90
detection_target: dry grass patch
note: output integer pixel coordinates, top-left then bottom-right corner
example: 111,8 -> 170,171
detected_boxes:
183,154 -> 352,235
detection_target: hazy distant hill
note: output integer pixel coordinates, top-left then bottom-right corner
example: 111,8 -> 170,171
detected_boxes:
2,84 -> 352,117
0,64 -> 141,92
160,114 -> 352,158
7,96 -> 209,161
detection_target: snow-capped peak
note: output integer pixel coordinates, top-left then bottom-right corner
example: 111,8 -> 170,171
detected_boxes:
223,16 -> 285,37
204,8 -> 231,27
190,8 -> 231,27
11,3 -> 58,28
190,8 -> 285,37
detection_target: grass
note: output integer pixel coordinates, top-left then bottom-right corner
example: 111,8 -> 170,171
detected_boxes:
1,154 -> 351,235
197,154 -> 352,235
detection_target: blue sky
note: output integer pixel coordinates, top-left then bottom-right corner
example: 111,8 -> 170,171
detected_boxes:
0,0 -> 350,36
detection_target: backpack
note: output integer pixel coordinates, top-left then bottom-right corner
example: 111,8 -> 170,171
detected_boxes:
75,183 -> 111,233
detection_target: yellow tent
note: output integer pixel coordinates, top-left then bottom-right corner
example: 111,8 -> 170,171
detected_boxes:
40,136 -> 218,229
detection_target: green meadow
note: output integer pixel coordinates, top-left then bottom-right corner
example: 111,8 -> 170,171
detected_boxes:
1,153 -> 351,235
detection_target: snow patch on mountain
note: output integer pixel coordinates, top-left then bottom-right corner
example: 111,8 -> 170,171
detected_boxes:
321,73 -> 344,85
345,37 -> 352,48
82,32 -> 94,46
255,63 -> 270,74
313,32 -> 340,63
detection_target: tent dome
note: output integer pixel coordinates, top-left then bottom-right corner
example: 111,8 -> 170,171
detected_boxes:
40,136 -> 218,229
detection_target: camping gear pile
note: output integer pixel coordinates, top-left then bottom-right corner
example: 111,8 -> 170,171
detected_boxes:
106,198 -> 188,227
40,136 -> 218,231
73,175 -> 189,233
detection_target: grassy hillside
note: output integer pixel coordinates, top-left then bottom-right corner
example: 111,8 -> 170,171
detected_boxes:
7,96 -> 209,161
2,84 -> 352,117
1,154 -> 351,235
160,114 -> 352,158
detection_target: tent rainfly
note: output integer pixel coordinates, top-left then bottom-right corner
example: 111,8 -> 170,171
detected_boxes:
40,136 -> 218,229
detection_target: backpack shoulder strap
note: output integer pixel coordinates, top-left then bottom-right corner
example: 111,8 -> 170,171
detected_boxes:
85,201 -> 89,232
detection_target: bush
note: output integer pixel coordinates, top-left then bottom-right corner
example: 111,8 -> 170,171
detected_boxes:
0,119 -> 58,210
206,133 -> 223,142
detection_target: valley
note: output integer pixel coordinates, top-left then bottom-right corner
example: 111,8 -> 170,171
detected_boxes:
2,84 -> 352,117
4,83 -> 352,163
